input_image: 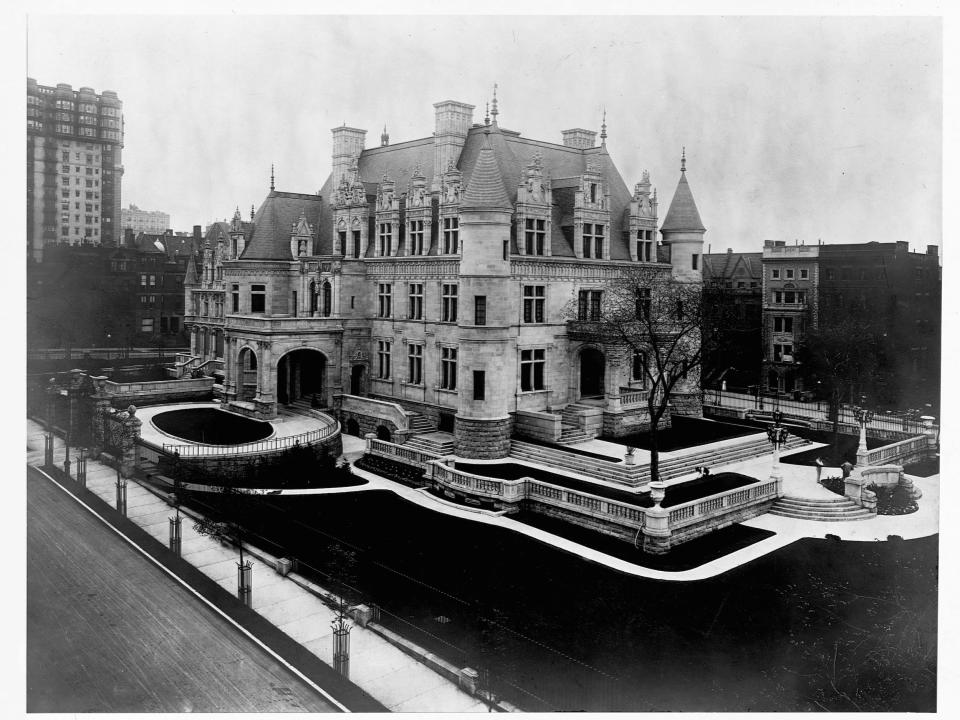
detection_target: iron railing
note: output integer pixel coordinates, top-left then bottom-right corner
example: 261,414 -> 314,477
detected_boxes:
162,420 -> 338,457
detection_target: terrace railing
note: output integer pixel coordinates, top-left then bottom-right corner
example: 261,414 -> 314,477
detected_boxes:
863,435 -> 929,466
162,418 -> 339,458
665,478 -> 780,530
368,438 -> 443,469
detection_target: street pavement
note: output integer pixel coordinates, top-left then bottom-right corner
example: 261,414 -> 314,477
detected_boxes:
26,420 -> 488,713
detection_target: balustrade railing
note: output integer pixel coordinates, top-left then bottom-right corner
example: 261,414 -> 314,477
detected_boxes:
162,419 -> 338,457
863,435 -> 929,466
368,438 -> 443,469
666,479 -> 779,528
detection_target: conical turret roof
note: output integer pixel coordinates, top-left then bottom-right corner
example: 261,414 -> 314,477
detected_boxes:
184,251 -> 198,286
461,130 -> 511,210
661,171 -> 705,233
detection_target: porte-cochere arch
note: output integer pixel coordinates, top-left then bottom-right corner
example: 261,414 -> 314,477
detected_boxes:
276,348 -> 328,407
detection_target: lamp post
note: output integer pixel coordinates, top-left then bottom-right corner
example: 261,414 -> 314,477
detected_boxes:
62,387 -> 72,477
855,404 -> 874,466
766,413 -> 789,484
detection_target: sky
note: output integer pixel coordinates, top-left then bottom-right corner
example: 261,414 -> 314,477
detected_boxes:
23,13 -> 942,255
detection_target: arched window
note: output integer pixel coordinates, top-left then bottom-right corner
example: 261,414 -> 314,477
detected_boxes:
322,281 -> 332,317
309,281 -> 317,313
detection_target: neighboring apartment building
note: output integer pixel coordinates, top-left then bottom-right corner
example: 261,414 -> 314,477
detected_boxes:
702,249 -> 763,388
186,99 -> 706,458
121,204 -> 170,236
27,78 -> 123,261
760,239 -> 941,409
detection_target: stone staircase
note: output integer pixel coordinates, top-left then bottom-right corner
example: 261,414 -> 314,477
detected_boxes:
285,398 -> 329,417
408,412 -> 436,434
557,404 -> 601,443
558,423 -> 592,444
509,434 -> 811,488
769,496 -> 875,521
405,432 -> 456,456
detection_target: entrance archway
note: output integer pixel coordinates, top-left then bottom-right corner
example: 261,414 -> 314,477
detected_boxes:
237,346 -> 258,402
580,348 -> 605,398
277,349 -> 327,406
376,425 -> 392,441
350,365 -> 365,395
345,418 -> 360,436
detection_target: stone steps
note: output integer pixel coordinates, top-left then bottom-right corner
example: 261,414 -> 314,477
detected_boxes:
509,435 -> 811,488
558,422 -> 592,445
405,434 -> 456,456
408,412 -> 436,434
769,496 -> 874,521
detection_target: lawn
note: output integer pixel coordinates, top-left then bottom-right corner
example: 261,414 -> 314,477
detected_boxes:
598,415 -> 761,451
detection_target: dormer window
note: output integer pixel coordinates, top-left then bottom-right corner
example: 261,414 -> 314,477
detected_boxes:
524,218 -> 546,256
582,223 -> 603,259
637,230 -> 654,262
409,220 -> 425,255
378,222 -> 392,256
443,217 -> 459,254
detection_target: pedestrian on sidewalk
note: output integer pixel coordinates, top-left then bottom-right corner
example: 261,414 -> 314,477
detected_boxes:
815,456 -> 824,483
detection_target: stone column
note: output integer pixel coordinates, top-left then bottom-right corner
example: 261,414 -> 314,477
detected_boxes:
119,405 -> 142,478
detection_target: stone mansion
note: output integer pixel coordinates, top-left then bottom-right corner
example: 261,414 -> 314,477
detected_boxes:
184,98 -> 707,458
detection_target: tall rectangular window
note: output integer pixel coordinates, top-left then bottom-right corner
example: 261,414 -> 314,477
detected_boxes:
578,290 -> 602,321
800,268 -> 809,280
250,284 -> 266,313
582,223 -> 597,258
785,268 -> 794,279
352,230 -> 361,258
378,283 -> 392,318
409,220 -> 425,255
440,347 -> 458,390
407,344 -> 423,385
771,268 -> 780,279
524,218 -> 546,255
231,284 -> 240,312
635,288 -> 651,321
520,349 -> 546,391
473,370 -> 486,401
523,285 -> 545,323
773,316 -> 794,333
632,351 -> 646,383
443,217 -> 459,254
408,283 -> 423,320
442,284 -> 458,322
474,295 -> 487,326
692,253 -> 699,270
338,231 -> 347,255
378,222 -> 392,256
637,229 -> 653,262
377,340 -> 391,379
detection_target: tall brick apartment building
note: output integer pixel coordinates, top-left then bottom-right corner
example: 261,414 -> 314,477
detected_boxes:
27,78 -> 123,261
185,98 -> 707,458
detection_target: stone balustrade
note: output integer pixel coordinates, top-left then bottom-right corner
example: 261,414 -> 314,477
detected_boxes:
863,435 -> 929,466
665,479 -> 779,530
368,437 -> 443,469
338,394 -> 411,432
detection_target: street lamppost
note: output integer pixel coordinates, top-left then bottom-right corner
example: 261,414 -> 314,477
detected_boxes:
855,404 -> 874,466
766,410 -> 789,484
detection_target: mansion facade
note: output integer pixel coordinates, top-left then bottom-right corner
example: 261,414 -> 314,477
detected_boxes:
184,99 -> 707,458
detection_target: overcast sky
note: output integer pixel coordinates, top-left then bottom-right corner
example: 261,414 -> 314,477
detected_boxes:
24,14 -> 941,255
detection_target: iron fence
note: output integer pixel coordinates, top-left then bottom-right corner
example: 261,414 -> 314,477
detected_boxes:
162,422 -> 338,457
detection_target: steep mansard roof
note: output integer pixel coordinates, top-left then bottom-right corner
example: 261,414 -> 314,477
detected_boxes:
239,191 -> 323,260
661,171 -> 706,233
245,123 -> 644,260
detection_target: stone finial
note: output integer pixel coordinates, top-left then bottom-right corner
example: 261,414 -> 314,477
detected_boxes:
270,164 -> 275,190
681,147 -> 686,173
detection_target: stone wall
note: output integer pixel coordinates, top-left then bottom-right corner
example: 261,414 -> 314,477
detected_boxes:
454,416 -> 512,459
669,391 -> 703,417
601,406 -> 665,437
339,409 -> 400,441
512,410 -> 561,442
524,499 -> 638,543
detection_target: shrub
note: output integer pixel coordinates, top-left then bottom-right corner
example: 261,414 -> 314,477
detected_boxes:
819,475 -> 845,497
867,483 -> 918,516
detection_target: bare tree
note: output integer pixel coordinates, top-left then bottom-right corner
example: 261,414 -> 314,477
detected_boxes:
572,266 -> 729,483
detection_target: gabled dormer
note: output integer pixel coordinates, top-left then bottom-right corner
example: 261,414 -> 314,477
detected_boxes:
626,170 -> 659,262
332,157 -> 370,259
289,210 -> 314,258
375,173 -> 400,258
439,161 -> 462,255
404,164 -> 431,256
573,158 -> 610,260
515,150 -> 552,257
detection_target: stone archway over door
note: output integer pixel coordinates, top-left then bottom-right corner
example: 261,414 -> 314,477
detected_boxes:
277,349 -> 327,406
237,347 -> 258,402
580,348 -> 605,398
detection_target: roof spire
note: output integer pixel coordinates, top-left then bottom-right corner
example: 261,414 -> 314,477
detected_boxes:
270,164 -> 275,191
381,124 -> 389,147
681,147 -> 686,173
484,101 -> 490,126
600,108 -> 607,146
250,204 -> 255,220
491,83 -> 499,124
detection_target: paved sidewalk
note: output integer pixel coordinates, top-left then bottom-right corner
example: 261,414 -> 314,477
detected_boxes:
26,420 -> 487,713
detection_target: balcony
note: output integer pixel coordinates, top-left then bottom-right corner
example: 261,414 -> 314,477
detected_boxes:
227,314 -> 344,334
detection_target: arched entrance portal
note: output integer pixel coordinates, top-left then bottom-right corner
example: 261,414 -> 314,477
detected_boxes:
580,348 -> 605,399
277,349 -> 327,406
237,347 -> 258,402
